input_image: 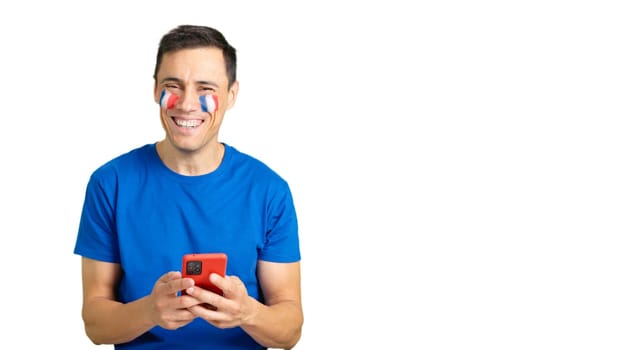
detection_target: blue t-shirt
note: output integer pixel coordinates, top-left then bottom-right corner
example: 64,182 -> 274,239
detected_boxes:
74,143 -> 300,349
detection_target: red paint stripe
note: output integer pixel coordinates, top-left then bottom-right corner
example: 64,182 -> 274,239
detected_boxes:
167,93 -> 179,109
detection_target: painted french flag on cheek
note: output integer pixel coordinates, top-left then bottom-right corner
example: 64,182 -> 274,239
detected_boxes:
159,90 -> 179,110
199,94 -> 219,113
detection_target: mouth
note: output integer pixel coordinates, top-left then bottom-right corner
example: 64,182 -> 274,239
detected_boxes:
172,117 -> 204,129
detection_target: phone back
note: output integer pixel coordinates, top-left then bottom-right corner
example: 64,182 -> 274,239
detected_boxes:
182,253 -> 228,295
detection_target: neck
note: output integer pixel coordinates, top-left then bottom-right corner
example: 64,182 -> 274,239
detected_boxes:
155,141 -> 224,176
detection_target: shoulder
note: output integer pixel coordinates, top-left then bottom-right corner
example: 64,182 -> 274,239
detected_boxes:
225,144 -> 289,187
89,143 -> 155,183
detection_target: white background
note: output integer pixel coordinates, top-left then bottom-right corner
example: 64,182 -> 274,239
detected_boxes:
1,0 -> 621,349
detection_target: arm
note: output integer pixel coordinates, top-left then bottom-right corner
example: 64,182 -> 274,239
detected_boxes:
81,257 -> 198,345
241,260 -> 303,349
186,260 -> 303,349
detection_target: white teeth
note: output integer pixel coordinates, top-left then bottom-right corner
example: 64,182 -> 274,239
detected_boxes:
175,119 -> 201,128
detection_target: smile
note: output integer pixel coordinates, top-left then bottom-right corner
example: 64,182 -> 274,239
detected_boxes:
173,117 -> 203,128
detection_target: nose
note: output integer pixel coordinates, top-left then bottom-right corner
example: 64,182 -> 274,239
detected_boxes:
177,90 -> 200,112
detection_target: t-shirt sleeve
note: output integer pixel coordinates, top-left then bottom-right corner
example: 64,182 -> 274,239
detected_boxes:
259,182 -> 301,263
73,169 -> 120,263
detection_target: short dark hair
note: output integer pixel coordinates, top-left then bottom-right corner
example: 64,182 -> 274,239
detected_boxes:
153,25 -> 237,88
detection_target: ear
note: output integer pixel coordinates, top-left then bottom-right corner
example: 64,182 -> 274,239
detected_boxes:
225,80 -> 239,111
153,80 -> 160,104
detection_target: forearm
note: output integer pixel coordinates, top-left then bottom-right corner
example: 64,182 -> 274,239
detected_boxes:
83,296 -> 155,345
241,298 -> 303,349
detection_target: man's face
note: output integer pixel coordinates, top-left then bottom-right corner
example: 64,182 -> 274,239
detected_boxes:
154,47 -> 237,153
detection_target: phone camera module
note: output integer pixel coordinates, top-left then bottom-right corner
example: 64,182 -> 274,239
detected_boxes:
186,260 -> 202,275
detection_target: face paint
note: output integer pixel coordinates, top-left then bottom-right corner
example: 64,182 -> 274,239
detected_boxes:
160,90 -> 179,110
199,94 -> 219,113
160,90 -> 218,114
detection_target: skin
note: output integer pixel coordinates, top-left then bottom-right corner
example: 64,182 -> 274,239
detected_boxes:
81,47 -> 303,349
154,47 -> 237,175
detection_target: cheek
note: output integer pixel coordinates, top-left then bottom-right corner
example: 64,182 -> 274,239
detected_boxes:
159,110 -> 169,127
199,95 -> 219,113
160,91 -> 180,110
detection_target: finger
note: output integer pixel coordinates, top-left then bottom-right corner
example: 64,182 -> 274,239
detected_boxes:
154,271 -> 182,296
186,285 -> 228,311
188,303 -> 225,319
176,294 -> 204,309
160,309 -> 197,330
214,274 -> 245,297
175,277 -> 196,292
188,304 -> 236,329
164,277 -> 195,295
155,272 -> 193,296
159,271 -> 182,283
209,273 -> 230,294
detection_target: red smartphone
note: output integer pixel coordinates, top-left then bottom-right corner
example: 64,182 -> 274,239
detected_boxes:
182,253 -> 228,295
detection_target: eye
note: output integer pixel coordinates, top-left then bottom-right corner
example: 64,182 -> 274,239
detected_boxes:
165,84 -> 181,90
200,87 -> 215,92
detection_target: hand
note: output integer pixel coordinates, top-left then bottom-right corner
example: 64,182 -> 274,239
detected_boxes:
185,273 -> 258,329
147,271 -> 203,330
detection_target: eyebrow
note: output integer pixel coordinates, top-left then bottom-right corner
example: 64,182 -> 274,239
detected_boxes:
160,77 -> 220,88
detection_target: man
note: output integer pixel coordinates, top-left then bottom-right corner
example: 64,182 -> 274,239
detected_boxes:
74,25 -> 303,349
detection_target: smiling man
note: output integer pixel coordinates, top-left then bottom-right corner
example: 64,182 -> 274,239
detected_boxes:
74,25 -> 303,350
